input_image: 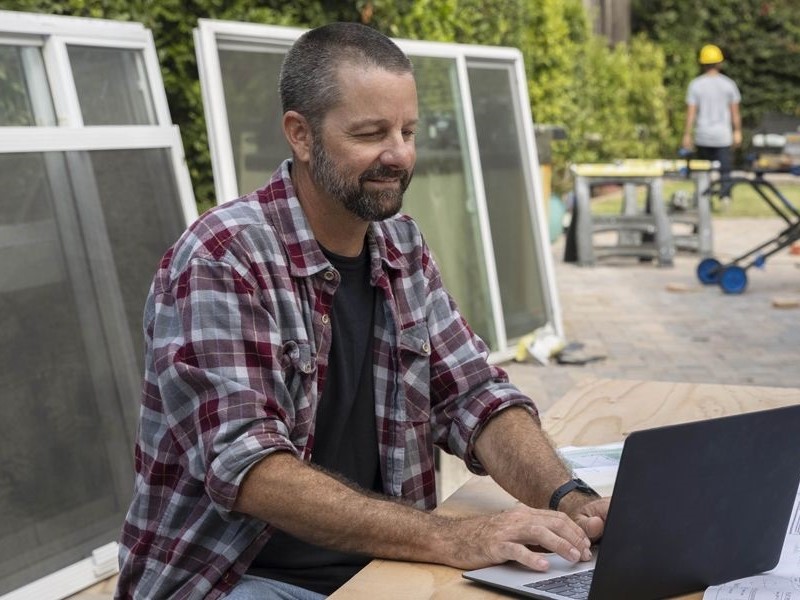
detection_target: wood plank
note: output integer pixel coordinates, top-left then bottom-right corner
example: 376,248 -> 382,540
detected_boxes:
332,378 -> 800,599
65,575 -> 116,599
543,377 -> 800,447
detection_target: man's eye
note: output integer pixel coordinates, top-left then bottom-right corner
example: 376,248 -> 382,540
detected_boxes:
403,130 -> 417,139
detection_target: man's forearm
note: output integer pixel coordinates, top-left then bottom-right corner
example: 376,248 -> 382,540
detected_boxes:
474,406 -> 574,509
682,104 -> 697,146
234,449 -> 594,572
731,103 -> 742,145
731,103 -> 741,131
235,451 -> 454,563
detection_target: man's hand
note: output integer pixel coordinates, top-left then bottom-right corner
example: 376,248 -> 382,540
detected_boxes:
441,505 -> 593,572
681,133 -> 694,152
235,452 -> 598,572
565,496 -> 610,542
470,406 -> 611,570
733,129 -> 742,147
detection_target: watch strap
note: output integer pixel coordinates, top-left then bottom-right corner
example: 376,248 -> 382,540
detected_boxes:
548,478 -> 599,511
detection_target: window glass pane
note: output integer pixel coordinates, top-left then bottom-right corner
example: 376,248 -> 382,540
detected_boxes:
219,46 -> 289,196
67,45 -> 156,125
0,45 -> 55,126
88,148 -> 187,371
406,56 -> 496,347
0,152 -> 133,593
215,47 -> 497,348
468,63 -> 548,339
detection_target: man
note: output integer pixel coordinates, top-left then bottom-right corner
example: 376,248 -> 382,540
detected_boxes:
117,22 -> 608,599
682,43 -> 742,207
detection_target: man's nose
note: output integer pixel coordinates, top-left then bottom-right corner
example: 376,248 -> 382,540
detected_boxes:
380,132 -> 415,171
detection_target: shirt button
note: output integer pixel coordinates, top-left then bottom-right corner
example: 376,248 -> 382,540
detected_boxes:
321,314 -> 330,325
324,270 -> 335,281
421,341 -> 431,354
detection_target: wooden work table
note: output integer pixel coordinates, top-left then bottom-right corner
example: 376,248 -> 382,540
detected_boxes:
331,378 -> 800,599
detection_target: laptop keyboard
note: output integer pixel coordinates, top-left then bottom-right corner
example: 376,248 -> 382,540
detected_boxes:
523,569 -> 594,599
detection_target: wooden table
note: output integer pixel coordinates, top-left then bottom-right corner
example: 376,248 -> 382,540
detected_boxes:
331,378 -> 800,599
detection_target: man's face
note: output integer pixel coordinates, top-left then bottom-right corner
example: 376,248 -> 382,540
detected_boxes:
309,64 -> 418,222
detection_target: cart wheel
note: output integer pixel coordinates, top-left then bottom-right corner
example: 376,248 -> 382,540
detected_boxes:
697,258 -> 722,284
719,265 -> 748,294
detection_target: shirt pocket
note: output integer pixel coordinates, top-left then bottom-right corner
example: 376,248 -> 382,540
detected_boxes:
279,339 -> 317,403
398,323 -> 432,423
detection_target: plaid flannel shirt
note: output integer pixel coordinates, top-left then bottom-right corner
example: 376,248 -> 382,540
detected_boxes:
116,160 -> 537,599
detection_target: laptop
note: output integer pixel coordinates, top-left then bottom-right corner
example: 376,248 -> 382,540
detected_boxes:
463,404 -> 800,600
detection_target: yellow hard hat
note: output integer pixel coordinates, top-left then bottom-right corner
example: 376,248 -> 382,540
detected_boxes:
699,44 -> 724,65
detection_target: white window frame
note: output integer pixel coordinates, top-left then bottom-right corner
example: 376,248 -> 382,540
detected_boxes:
0,11 -> 196,600
194,19 -> 562,359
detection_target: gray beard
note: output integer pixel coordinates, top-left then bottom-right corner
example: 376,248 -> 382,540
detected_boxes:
310,139 -> 411,222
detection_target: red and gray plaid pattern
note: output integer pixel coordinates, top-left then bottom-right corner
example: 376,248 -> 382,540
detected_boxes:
116,160 -> 537,599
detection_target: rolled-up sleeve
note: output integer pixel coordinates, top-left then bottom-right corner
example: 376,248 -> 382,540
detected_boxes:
423,252 -> 538,474
151,257 -> 300,517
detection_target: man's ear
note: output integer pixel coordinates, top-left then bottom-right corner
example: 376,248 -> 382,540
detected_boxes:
283,110 -> 313,163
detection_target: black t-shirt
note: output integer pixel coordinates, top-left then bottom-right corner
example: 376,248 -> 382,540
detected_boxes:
248,243 -> 382,595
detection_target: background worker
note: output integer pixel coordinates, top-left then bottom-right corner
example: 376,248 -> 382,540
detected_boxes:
682,43 -> 742,207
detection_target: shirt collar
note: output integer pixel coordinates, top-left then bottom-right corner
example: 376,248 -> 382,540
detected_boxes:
262,159 -> 408,280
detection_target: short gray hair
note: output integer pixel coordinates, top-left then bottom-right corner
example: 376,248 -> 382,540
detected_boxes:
279,22 -> 413,133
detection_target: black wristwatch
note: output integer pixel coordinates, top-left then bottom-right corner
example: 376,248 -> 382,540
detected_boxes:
548,478 -> 600,511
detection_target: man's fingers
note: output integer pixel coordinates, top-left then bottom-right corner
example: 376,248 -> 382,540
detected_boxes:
570,497 -> 610,542
526,523 -> 587,563
575,515 -> 605,541
499,507 -> 591,564
451,506 -> 597,571
494,541 -> 550,571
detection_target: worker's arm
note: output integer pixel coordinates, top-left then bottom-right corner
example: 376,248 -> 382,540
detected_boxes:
731,102 -> 742,147
474,406 -> 609,541
682,104 -> 697,151
234,450 -> 593,571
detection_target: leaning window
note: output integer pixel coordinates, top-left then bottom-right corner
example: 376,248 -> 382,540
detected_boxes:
0,11 -> 195,598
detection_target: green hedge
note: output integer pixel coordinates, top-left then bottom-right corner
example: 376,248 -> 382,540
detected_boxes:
5,0 -> 798,201
632,0 -> 800,157
2,0 -> 326,206
370,0 -> 672,192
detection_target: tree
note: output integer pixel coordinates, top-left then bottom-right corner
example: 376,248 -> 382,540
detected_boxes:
2,0 -> 673,200
633,0 -> 800,155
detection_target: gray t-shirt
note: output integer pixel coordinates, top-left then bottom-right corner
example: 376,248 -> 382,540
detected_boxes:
686,73 -> 741,147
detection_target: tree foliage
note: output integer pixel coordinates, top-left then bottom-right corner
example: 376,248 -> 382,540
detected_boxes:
365,0 -> 671,190
633,0 -> 800,153
4,0 -> 799,198
1,0 -> 319,204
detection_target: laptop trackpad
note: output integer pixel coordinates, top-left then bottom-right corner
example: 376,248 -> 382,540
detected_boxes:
463,550 -> 598,595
